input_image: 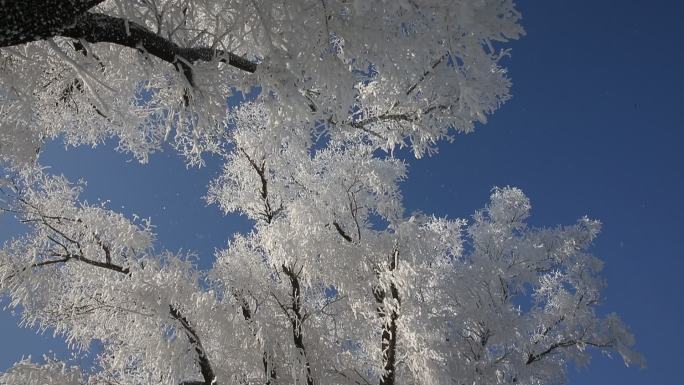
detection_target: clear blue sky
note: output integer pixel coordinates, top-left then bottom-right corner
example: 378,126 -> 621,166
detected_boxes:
1,1 -> 682,383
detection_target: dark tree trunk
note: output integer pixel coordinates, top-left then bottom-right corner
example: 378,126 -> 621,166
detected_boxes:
170,305 -> 217,385
375,250 -> 400,385
283,264 -> 315,385
0,0 -> 256,76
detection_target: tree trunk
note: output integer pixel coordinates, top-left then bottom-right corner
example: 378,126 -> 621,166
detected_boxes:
0,0 -> 256,76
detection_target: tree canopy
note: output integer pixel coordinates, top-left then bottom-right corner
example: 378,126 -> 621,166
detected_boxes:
0,1 -> 642,385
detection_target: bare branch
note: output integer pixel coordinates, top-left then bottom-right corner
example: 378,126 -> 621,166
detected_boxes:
526,339 -> 613,365
405,55 -> 445,96
1,3 -> 257,85
375,248 -> 401,385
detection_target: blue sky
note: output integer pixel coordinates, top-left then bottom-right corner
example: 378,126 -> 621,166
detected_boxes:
1,1 -> 683,383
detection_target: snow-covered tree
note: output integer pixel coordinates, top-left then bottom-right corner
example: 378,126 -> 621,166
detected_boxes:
1,0 -> 522,165
0,1 -> 642,385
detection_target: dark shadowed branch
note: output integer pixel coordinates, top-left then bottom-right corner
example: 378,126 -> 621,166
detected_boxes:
1,1 -> 257,85
0,0 -> 107,46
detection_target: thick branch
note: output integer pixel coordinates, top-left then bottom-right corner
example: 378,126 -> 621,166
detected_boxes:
333,222 -> 353,243
350,105 -> 448,130
170,305 -> 216,385
379,306 -> 399,385
282,264 -> 315,385
72,253 -> 129,274
1,4 -> 257,80
0,0 -> 106,47
60,12 -> 256,84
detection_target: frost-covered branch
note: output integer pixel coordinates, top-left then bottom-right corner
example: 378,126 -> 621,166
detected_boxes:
1,3 -> 256,80
374,248 -> 401,385
281,264 -> 315,385
60,12 -> 256,84
169,306 -> 217,385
